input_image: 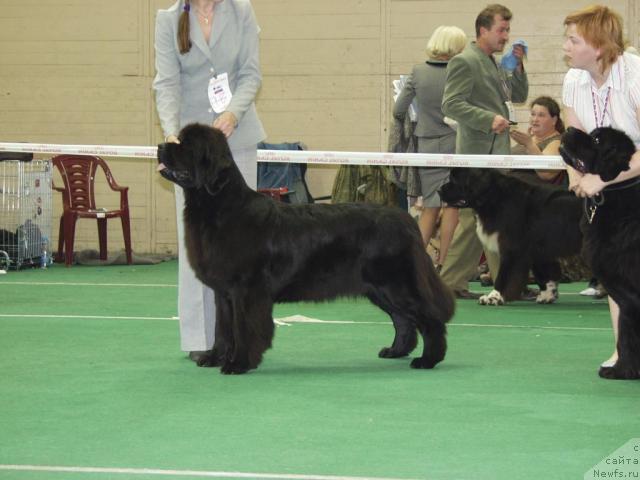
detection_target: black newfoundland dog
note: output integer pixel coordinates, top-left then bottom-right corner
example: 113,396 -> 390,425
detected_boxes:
157,123 -> 454,374
440,168 -> 583,305
560,126 -> 640,380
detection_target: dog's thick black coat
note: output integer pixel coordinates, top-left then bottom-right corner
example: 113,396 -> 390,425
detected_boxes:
560,126 -> 640,380
440,169 -> 583,305
158,123 -> 454,374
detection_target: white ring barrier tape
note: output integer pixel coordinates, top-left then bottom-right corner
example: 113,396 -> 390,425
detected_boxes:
0,142 -> 565,169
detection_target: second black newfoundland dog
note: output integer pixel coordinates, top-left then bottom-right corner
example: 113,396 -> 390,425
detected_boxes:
560,126 -> 640,380
440,168 -> 583,305
157,123 -> 454,374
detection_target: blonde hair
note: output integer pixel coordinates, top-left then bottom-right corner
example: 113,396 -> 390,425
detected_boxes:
564,5 -> 625,73
426,26 -> 468,60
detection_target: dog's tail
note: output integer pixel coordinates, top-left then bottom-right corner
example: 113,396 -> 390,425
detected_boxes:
413,241 -> 455,325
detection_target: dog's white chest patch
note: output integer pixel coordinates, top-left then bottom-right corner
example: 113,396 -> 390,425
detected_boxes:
476,218 -> 500,253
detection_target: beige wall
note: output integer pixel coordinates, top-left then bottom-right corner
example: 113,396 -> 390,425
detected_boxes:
0,0 -> 636,254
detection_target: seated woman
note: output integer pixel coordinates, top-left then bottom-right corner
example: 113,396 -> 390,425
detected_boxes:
507,95 -> 592,289
509,96 -> 567,186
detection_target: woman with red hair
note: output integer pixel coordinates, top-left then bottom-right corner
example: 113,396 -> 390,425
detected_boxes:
562,4 -> 640,377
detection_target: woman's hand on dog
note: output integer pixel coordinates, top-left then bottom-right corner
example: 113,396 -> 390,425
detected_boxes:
572,173 -> 607,197
213,111 -> 238,138
165,134 -> 180,144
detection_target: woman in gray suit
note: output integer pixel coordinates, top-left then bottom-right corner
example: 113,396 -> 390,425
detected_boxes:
393,26 -> 467,272
153,0 -> 266,363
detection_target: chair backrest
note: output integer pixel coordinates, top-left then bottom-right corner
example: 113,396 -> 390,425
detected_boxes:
51,155 -> 108,212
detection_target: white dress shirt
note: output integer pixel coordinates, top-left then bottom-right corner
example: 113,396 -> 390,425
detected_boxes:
563,52 -> 640,147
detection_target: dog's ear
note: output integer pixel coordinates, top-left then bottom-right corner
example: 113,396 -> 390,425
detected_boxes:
449,167 -> 470,184
591,127 -> 635,182
192,127 -> 235,190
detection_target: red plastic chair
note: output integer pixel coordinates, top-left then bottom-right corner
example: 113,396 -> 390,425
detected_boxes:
51,155 -> 132,267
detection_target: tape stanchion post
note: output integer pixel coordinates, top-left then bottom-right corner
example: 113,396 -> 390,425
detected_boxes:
0,142 -> 565,170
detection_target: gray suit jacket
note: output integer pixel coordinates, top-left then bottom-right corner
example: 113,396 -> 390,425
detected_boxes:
153,0 -> 266,150
442,42 -> 528,155
393,60 -> 456,142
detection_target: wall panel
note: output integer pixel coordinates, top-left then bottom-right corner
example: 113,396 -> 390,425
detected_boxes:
0,0 -> 636,254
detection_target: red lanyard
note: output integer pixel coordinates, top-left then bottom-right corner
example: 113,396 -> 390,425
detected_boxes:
591,86 -> 611,127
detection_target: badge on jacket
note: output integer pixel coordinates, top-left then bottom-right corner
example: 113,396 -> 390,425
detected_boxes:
208,73 -> 232,113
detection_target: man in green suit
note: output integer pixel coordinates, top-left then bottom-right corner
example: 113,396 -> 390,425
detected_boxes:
441,4 -> 528,299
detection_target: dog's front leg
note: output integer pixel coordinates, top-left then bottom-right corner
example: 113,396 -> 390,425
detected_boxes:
221,287 -> 275,375
193,291 -> 232,368
480,251 -> 529,305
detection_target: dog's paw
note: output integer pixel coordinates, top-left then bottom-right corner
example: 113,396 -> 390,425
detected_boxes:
378,347 -> 409,358
598,363 -> 640,380
220,361 -> 250,375
410,357 -> 437,369
197,354 -> 222,367
536,282 -> 558,304
478,290 -> 504,306
194,350 -> 224,367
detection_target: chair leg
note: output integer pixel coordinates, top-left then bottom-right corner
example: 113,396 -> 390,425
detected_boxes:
63,213 -> 77,267
97,218 -> 108,261
121,212 -> 133,265
56,216 -> 64,263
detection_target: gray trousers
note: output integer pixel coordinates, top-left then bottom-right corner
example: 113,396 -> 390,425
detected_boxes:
440,208 -> 500,291
174,145 -> 258,352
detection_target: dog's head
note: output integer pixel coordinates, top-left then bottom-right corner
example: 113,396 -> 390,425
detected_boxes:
560,126 -> 635,182
439,168 -> 496,209
157,123 -> 234,190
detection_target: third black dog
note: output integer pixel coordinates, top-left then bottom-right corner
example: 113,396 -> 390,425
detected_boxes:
560,126 -> 640,379
440,168 -> 583,305
157,123 -> 454,374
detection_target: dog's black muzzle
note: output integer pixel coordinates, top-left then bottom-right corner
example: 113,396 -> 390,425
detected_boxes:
157,143 -> 197,188
438,184 -> 469,208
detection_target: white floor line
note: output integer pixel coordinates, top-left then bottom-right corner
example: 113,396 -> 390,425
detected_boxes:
0,464 -> 420,480
0,313 -> 608,332
452,322 -> 609,331
0,281 -> 596,295
0,281 -> 177,287
0,314 -> 176,321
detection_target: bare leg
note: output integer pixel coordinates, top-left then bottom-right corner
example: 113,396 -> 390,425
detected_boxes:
601,296 -> 620,367
417,207 -> 440,252
438,207 -> 459,267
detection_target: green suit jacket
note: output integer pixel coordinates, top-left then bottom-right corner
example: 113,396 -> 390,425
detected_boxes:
442,42 -> 528,155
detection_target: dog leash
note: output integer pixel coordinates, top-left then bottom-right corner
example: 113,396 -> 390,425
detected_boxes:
584,176 -> 640,223
584,195 -> 605,224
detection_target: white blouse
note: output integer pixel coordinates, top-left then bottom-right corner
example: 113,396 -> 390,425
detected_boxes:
562,52 -> 640,147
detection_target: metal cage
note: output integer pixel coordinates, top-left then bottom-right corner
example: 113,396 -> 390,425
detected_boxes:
0,159 -> 53,269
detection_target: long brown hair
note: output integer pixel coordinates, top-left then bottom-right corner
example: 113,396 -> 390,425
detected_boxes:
178,0 -> 192,54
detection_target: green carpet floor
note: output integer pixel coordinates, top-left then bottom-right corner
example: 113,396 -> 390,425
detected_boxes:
0,261 -> 638,480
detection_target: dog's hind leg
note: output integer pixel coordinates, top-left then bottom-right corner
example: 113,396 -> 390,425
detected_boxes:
367,291 -> 417,358
410,320 -> 447,369
221,288 -> 275,375
531,260 -> 560,304
408,244 -> 452,369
